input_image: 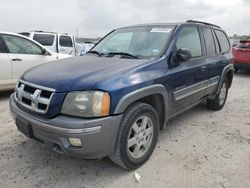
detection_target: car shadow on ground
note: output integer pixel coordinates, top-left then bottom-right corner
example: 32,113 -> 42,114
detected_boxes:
235,70 -> 250,77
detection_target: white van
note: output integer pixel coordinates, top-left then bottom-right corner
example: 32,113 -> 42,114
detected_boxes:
19,31 -> 76,56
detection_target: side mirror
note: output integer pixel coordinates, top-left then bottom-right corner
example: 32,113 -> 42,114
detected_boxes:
43,49 -> 51,56
174,48 -> 192,63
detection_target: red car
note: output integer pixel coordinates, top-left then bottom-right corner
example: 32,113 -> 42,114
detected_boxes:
232,40 -> 250,72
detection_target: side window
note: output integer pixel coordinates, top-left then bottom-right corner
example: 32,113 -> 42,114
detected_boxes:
59,36 -> 73,47
33,34 -> 55,46
212,30 -> 220,53
202,28 -> 216,56
214,30 -> 230,53
176,27 -> 202,58
3,35 -> 43,55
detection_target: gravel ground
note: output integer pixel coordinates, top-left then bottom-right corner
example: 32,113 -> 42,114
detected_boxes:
0,73 -> 250,188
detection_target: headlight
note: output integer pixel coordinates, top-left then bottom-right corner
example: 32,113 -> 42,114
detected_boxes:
61,91 -> 110,117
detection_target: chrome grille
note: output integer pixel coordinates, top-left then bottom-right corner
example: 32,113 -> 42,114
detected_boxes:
15,80 -> 55,114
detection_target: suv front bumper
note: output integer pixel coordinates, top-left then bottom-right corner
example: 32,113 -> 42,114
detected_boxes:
9,94 -> 122,159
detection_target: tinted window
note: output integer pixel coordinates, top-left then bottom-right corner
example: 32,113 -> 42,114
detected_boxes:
59,36 -> 73,47
214,30 -> 230,53
33,34 -> 55,46
176,27 -> 202,58
202,28 -> 216,56
212,30 -> 220,53
3,35 -> 43,55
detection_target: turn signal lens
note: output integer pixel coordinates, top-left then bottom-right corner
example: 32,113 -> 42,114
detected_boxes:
101,92 -> 110,116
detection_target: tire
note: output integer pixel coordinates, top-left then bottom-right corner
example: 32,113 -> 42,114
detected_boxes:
109,102 -> 159,170
207,79 -> 229,110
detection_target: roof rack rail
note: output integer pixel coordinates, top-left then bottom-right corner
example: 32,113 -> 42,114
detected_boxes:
186,20 -> 221,28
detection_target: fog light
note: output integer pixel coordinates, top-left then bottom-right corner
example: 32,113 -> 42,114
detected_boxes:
68,138 -> 82,147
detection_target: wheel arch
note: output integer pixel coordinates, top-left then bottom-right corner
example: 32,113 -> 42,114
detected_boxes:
114,84 -> 168,130
216,64 -> 234,94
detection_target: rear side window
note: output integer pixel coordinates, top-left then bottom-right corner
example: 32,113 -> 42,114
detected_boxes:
214,30 -> 230,53
212,31 -> 220,54
59,35 -> 73,47
176,27 -> 202,58
33,34 -> 55,46
202,28 -> 216,56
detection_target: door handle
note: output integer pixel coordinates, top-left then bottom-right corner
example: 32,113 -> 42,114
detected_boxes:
12,58 -> 22,61
201,65 -> 207,72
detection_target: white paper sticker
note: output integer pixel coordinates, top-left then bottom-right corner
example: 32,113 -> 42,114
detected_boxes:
151,28 -> 172,33
152,49 -> 160,53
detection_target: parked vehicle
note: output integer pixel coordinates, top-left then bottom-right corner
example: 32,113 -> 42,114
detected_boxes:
232,40 -> 250,72
0,32 -> 70,91
19,31 -> 76,56
10,20 -> 233,169
75,42 -> 95,56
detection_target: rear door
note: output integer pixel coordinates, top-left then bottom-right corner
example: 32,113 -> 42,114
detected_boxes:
201,27 -> 221,95
167,26 -> 207,114
58,34 -> 75,55
0,35 -> 12,90
2,34 -> 56,83
205,29 -> 231,95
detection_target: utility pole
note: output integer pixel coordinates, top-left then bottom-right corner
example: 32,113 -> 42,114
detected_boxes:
76,29 -> 79,38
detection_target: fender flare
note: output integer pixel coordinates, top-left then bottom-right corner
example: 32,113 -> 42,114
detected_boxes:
216,64 -> 234,95
114,84 -> 168,124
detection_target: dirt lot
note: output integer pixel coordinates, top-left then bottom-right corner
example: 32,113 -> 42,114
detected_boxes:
0,73 -> 250,188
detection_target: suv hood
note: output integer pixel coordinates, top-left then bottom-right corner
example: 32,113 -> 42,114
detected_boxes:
21,54 -> 149,92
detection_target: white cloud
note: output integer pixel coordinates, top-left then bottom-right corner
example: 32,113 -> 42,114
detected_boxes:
0,0 -> 249,37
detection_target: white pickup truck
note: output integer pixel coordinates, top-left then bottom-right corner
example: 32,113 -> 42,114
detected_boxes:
0,32 -> 70,91
19,31 -> 77,56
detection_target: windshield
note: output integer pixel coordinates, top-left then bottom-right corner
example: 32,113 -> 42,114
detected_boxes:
91,25 -> 174,58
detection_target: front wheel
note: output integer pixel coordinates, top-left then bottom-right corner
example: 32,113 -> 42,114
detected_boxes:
207,79 -> 229,110
110,102 -> 159,170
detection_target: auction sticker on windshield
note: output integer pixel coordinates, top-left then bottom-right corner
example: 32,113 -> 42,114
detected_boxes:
151,28 -> 172,33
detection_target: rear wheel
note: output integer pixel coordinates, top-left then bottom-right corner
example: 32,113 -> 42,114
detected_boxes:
207,79 -> 228,110
110,102 -> 159,170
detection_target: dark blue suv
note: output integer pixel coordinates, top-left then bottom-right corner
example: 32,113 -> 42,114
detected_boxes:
10,20 -> 234,169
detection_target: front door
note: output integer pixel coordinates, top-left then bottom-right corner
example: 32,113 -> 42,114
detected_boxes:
2,34 -> 55,83
167,26 -> 208,114
0,36 -> 12,90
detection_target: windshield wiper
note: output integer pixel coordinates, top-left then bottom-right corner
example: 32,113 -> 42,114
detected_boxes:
107,52 -> 139,59
87,50 -> 104,56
